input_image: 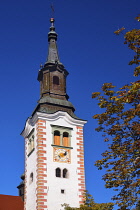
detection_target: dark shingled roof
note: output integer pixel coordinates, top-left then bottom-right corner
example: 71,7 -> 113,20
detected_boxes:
0,194 -> 24,210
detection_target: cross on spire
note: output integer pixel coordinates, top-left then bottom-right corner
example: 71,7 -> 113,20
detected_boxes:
51,3 -> 55,18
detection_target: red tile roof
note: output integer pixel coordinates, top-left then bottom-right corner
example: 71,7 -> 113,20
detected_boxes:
0,194 -> 24,210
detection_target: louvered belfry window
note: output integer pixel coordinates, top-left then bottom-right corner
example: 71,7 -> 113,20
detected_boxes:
52,125 -> 72,147
63,132 -> 69,147
54,130 -> 60,145
53,76 -> 59,85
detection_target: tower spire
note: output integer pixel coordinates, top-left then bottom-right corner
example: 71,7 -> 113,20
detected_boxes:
36,17 -> 80,119
46,18 -> 61,65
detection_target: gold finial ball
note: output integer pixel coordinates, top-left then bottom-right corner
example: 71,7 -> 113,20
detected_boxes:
50,18 -> 55,23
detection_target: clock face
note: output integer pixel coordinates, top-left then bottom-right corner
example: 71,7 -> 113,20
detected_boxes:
53,148 -> 71,163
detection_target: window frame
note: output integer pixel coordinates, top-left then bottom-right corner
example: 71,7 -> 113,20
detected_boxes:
61,189 -> 65,194
54,130 -> 60,145
62,132 -> 69,147
55,168 -> 69,179
51,125 -> 73,148
27,129 -> 35,157
63,168 -> 68,178
56,167 -> 61,177
53,76 -> 59,85
29,172 -> 33,184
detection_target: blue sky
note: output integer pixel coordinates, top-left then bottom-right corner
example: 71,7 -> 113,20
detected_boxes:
0,0 -> 139,208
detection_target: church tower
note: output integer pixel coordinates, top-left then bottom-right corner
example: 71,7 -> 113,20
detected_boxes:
21,18 -> 87,210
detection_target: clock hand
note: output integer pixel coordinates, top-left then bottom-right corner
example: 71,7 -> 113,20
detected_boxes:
58,151 -> 67,158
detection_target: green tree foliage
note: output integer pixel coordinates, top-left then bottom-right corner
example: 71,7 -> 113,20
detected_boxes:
92,16 -> 140,209
62,191 -> 114,210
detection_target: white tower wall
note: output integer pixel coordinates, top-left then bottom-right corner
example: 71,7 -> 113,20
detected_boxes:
22,111 -> 86,210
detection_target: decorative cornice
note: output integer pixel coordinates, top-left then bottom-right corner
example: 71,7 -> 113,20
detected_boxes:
21,111 -> 87,138
32,111 -> 87,127
21,118 -> 34,138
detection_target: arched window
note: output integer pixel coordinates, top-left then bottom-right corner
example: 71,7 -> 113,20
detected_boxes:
54,130 -> 60,145
28,132 -> 34,155
56,168 -> 61,177
53,76 -> 59,85
29,172 -> 33,184
63,168 -> 68,178
63,132 -> 69,147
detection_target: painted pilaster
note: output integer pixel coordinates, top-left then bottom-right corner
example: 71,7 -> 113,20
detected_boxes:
36,119 -> 48,209
76,126 -> 86,205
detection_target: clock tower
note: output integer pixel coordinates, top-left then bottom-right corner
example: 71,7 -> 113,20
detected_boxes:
21,18 -> 87,210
